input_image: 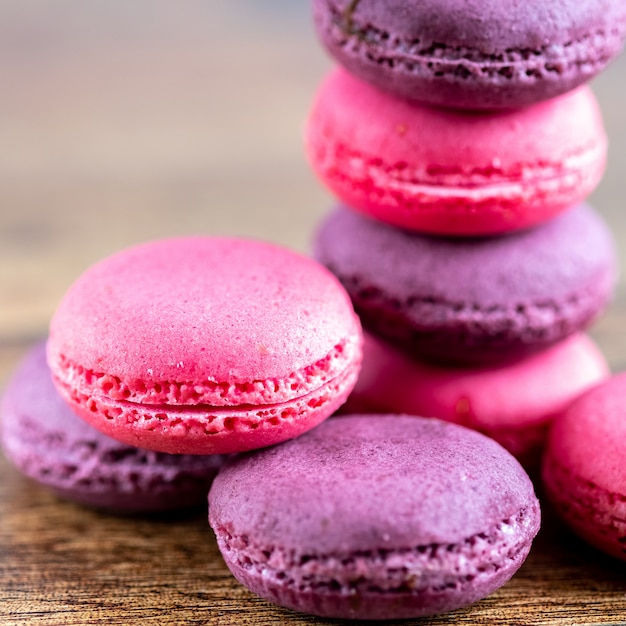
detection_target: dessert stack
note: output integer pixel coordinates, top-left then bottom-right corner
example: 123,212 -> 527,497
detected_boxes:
307,0 -> 626,468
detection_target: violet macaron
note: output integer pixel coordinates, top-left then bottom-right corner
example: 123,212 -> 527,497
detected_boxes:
313,0 -> 626,110
543,374 -> 626,561
344,332 -> 609,467
0,342 -> 225,512
209,414 -> 541,620
47,237 -> 362,455
306,68 -> 607,235
314,204 -> 617,365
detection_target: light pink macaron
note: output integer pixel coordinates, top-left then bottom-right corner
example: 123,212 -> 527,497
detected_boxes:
543,374 -> 626,561
343,332 -> 609,466
47,237 -> 362,455
306,68 -> 607,236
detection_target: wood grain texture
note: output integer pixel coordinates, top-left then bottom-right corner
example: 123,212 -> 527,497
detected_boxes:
1,2 -> 626,624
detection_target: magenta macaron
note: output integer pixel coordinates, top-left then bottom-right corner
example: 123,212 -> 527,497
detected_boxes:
313,0 -> 626,110
306,68 -> 607,236
47,237 -> 362,455
543,374 -> 626,561
1,342 -> 226,512
345,332 -> 609,467
209,414 -> 541,620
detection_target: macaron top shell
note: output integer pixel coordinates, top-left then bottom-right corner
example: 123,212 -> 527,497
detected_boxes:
316,204 -> 614,311
313,0 -> 626,109
48,237 -> 361,408
210,415 -> 538,554
308,69 -> 605,191
546,374 -> 626,495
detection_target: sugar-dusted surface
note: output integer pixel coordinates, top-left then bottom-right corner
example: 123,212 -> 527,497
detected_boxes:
1,1 -> 626,623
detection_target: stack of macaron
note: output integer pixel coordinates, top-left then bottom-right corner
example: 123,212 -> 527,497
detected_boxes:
308,0 -> 625,469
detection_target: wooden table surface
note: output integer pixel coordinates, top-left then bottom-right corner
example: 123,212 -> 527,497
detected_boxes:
1,2 -> 626,624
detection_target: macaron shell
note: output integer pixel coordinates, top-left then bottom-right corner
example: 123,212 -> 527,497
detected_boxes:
344,332 -> 609,465
543,374 -> 626,560
0,342 -> 225,512
306,69 -> 606,235
313,0 -> 626,110
48,237 -> 359,404
314,205 -> 616,364
210,415 -> 540,619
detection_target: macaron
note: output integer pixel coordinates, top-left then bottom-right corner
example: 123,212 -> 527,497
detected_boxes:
344,332 -> 609,467
312,0 -> 626,110
0,342 -> 226,512
306,68 -> 607,236
47,237 -> 362,455
314,204 -> 616,365
543,374 -> 626,561
209,414 -> 541,620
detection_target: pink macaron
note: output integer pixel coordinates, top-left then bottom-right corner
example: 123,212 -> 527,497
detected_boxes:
543,374 -> 626,561
306,68 -> 606,236
344,332 -> 609,466
47,237 -> 362,455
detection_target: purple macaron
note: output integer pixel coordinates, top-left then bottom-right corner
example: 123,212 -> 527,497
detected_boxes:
314,204 -> 617,365
312,0 -> 626,110
209,414 -> 540,620
0,342 -> 226,513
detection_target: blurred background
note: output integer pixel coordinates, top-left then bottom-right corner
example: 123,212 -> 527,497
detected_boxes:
1,0 -> 626,381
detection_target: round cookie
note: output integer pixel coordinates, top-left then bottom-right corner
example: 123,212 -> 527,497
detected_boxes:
47,237 -> 362,455
306,69 -> 607,235
1,342 -> 226,512
543,374 -> 626,561
314,204 -> 616,365
312,0 -> 626,110
344,332 -> 609,467
209,414 -> 541,620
